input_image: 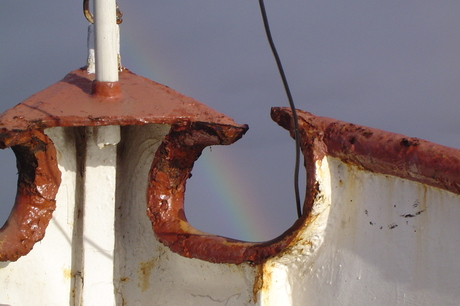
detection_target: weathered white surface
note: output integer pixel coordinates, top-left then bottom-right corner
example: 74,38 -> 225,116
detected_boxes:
284,157 -> 460,305
94,0 -> 119,82
114,125 -> 258,305
259,157 -> 332,306
0,127 -> 77,305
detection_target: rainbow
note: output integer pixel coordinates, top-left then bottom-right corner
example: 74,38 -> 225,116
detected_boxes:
121,34 -> 277,242
191,147 -> 270,242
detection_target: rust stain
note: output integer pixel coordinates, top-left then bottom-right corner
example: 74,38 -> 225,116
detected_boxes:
63,268 -> 72,279
258,263 -> 273,304
138,259 -> 156,292
252,265 -> 264,303
119,276 -> 130,282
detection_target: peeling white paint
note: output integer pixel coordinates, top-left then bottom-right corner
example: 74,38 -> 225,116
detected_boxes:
87,25 -> 95,74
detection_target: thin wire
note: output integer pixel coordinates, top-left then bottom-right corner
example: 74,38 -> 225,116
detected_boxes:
258,0 -> 302,218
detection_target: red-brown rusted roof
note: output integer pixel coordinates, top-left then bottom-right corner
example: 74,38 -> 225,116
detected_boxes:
0,67 -> 242,132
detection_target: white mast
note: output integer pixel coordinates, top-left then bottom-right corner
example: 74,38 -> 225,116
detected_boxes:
94,0 -> 119,82
82,1 -> 120,305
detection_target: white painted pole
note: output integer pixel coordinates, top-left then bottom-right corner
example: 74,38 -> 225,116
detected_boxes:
94,0 -> 119,82
81,1 -> 120,305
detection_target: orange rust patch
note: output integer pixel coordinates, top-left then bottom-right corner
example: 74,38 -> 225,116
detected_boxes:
260,263 -> 274,303
119,276 -> 130,282
138,258 -> 156,292
62,268 -> 72,279
252,265 -> 264,303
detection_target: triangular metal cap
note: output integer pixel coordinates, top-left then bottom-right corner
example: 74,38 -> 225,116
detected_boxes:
0,67 -> 245,132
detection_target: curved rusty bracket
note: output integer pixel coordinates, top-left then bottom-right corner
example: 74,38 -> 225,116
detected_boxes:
147,117 -> 321,264
0,129 -> 61,262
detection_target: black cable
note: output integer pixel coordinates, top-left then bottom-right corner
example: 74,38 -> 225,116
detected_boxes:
258,0 -> 303,218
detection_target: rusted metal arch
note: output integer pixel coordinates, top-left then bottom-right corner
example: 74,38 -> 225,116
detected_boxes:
0,129 -> 61,262
146,110 -> 322,265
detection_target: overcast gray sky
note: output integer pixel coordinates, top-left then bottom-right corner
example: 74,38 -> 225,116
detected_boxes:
1,1 -> 460,242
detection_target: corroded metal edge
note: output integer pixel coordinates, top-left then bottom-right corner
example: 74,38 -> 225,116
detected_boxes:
0,129 -> 61,261
0,67 -> 240,131
273,107 -> 460,196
